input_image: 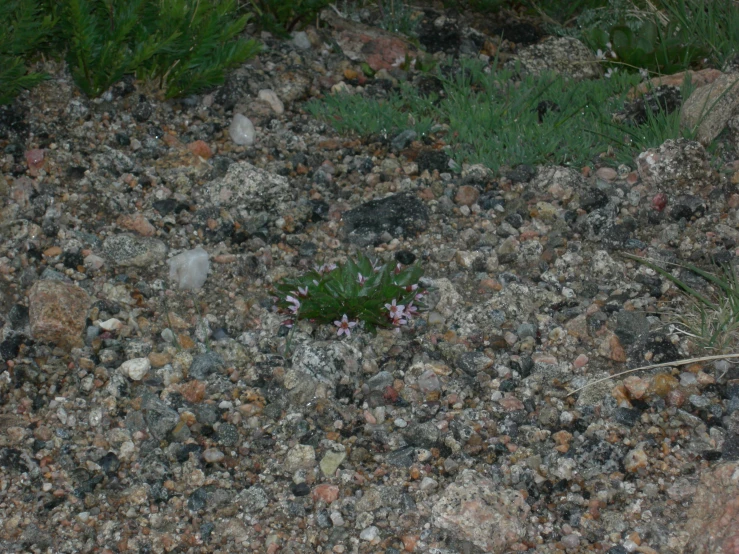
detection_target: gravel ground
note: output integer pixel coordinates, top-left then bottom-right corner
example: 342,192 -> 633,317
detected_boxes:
3,10 -> 739,554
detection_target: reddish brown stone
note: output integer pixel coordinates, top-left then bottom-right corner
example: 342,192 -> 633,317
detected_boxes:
117,213 -> 156,236
312,484 -> 340,503
499,395 -> 525,412
178,380 -> 206,403
188,140 -> 213,159
454,185 -> 479,206
163,133 -> 181,148
25,149 -> 45,173
29,280 -> 91,348
418,187 -> 435,200
362,36 -> 415,71
609,335 -> 627,362
595,167 -> 617,181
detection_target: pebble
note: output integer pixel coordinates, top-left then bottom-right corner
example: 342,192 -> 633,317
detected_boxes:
292,31 -> 312,50
286,444 -> 316,471
419,477 -> 438,491
454,185 -> 479,206
103,234 -> 168,267
203,448 -> 225,463
168,247 -> 210,290
624,447 -> 649,472
359,526 -> 380,541
312,484 -> 340,503
595,167 -> 617,181
98,318 -> 124,331
229,113 -> 256,146
561,533 -> 581,549
258,89 -> 285,114
119,358 -> 151,381
28,280 -> 91,348
320,449 -> 347,476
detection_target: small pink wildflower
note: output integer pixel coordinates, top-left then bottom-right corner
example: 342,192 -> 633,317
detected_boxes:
334,314 -> 357,337
405,302 -> 418,318
391,315 -> 408,327
297,286 -> 308,296
405,284 -> 418,293
385,299 -> 405,319
358,273 -> 366,285
286,295 -> 300,314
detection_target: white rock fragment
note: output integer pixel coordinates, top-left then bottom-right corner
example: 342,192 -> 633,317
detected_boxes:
229,113 -> 255,146
360,526 -> 380,541
168,247 -> 210,290
98,318 -> 124,331
292,31 -> 312,50
420,476 -> 438,491
119,358 -> 151,381
84,254 -> 105,270
203,448 -> 225,463
258,89 -> 284,115
331,81 -> 351,95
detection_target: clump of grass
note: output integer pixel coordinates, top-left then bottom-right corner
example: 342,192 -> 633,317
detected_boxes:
624,253 -> 739,353
60,0 -> 260,99
306,58 -> 695,171
308,84 -> 435,137
545,0 -> 739,76
0,0 -> 55,104
248,0 -> 331,36
656,0 -> 739,69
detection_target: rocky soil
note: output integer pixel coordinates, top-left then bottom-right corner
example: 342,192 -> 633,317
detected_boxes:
3,5 -> 739,554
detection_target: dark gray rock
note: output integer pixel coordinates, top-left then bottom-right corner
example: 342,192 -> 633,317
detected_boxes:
614,310 -> 650,346
402,422 -> 440,448
670,194 -> 706,221
391,129 -> 417,151
613,407 -> 641,428
366,371 -> 394,392
343,193 -> 429,247
143,396 -> 180,440
386,446 -> 416,467
216,423 -> 239,447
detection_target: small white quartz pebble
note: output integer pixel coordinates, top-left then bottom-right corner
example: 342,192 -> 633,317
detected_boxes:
169,247 -> 210,290
359,526 -> 379,541
229,113 -> 255,146
419,477 -> 438,491
98,318 -> 123,331
292,31 -> 312,50
258,89 -> 284,115
119,358 -> 151,381
203,448 -> 225,463
84,254 -> 105,270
